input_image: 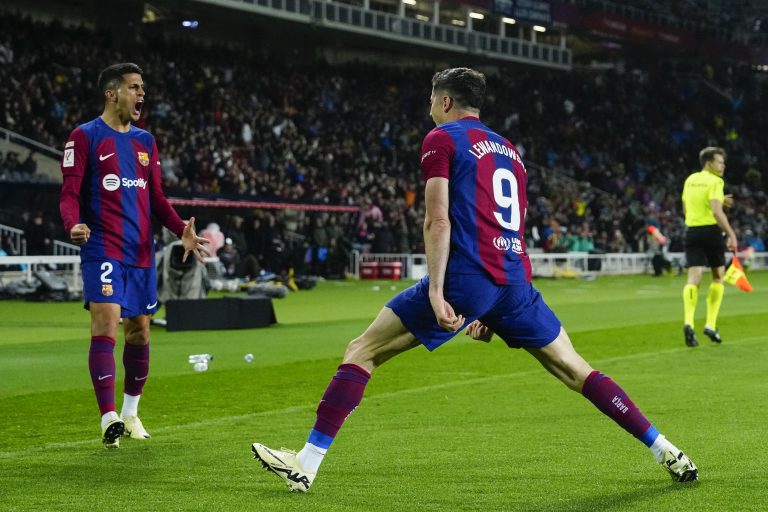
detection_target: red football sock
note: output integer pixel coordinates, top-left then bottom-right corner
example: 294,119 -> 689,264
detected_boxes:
89,336 -> 116,415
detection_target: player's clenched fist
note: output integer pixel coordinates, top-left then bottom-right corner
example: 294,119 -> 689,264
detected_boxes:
69,223 -> 91,245
465,320 -> 493,342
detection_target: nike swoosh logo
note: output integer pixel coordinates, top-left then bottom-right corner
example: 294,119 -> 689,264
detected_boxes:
146,301 -> 158,309
134,375 -> 148,381
99,153 -> 115,161
98,374 -> 113,381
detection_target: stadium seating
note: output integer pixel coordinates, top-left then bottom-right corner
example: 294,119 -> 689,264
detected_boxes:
0,11 -> 765,272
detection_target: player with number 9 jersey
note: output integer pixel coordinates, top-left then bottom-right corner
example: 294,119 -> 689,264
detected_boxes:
250,68 -> 698,492
386,92 -> 559,353
420,116 -> 531,286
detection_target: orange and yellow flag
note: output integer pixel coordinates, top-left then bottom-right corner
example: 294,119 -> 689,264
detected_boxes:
724,256 -> 753,292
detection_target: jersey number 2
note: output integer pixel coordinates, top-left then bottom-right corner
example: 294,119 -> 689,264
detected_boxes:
492,168 -> 521,231
100,262 -> 113,283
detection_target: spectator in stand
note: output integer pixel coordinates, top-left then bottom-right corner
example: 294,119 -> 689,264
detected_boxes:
25,211 -> 52,255
218,237 -> 241,278
371,221 -> 395,254
245,215 -> 268,269
263,213 -> 286,273
608,229 -> 630,253
358,197 -> 383,230
326,236 -> 348,278
225,215 -> 249,259
200,222 -> 225,256
20,151 -> 37,175
4,151 -> 20,172
743,229 -> 765,252
1,233 -> 18,255
562,225 -> 580,252
310,215 -> 329,276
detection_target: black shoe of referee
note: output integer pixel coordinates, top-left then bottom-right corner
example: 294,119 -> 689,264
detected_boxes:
683,325 -> 699,347
703,326 -> 722,344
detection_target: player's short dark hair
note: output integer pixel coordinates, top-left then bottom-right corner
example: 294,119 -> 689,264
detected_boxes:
97,63 -> 143,94
431,68 -> 486,111
699,146 -> 726,167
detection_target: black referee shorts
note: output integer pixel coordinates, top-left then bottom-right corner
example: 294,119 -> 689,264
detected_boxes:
685,225 -> 726,267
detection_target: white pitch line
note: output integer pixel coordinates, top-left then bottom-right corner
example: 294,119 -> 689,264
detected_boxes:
2,335 -> 766,459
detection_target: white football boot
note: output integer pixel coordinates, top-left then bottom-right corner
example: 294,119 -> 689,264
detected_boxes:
123,415 -> 151,439
101,413 -> 125,450
662,450 -> 698,482
251,443 -> 316,492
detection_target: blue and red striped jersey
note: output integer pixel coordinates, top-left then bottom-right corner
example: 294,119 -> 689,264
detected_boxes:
59,116 -> 186,268
421,116 -> 531,285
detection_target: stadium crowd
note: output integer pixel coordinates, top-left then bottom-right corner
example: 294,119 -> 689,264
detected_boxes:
582,0 -> 763,38
0,11 -> 766,277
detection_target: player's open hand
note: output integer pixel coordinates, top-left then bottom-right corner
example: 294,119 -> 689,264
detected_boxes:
69,223 -> 91,245
181,216 -> 211,263
430,295 -> 465,332
465,320 -> 493,342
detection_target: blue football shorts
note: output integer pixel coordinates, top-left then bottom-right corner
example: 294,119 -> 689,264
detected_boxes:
387,274 -> 561,351
81,258 -> 159,318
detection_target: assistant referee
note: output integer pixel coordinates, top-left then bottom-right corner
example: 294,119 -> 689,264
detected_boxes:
681,146 -> 737,347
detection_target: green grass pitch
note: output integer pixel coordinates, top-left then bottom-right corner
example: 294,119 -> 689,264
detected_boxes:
1,273 -> 767,511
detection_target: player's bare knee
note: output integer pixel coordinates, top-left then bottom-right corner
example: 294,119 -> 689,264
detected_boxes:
342,336 -> 374,367
125,331 -> 149,345
124,323 -> 150,345
565,375 -> 585,392
552,360 -> 593,392
551,370 -> 580,392
91,318 -> 117,338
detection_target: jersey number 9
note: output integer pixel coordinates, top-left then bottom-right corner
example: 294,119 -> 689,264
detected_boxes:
492,168 -> 521,231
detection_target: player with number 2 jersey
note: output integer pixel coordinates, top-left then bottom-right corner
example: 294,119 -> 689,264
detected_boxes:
59,63 -> 209,450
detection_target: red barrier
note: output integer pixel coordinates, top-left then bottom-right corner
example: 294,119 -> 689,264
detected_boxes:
378,261 -> 402,280
360,261 -> 380,280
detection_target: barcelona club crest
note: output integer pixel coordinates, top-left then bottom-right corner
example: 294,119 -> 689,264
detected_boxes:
101,284 -> 114,296
137,152 -> 149,166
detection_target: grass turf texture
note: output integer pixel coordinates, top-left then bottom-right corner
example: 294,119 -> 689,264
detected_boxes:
1,273 -> 767,511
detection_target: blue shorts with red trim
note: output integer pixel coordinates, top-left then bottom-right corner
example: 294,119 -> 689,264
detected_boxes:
386,274 -> 561,351
81,258 -> 158,318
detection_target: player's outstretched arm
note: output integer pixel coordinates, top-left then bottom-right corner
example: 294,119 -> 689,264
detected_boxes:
181,216 -> 211,263
465,320 -> 493,342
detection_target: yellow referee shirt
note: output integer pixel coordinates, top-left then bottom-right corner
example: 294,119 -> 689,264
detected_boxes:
682,170 -> 725,227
